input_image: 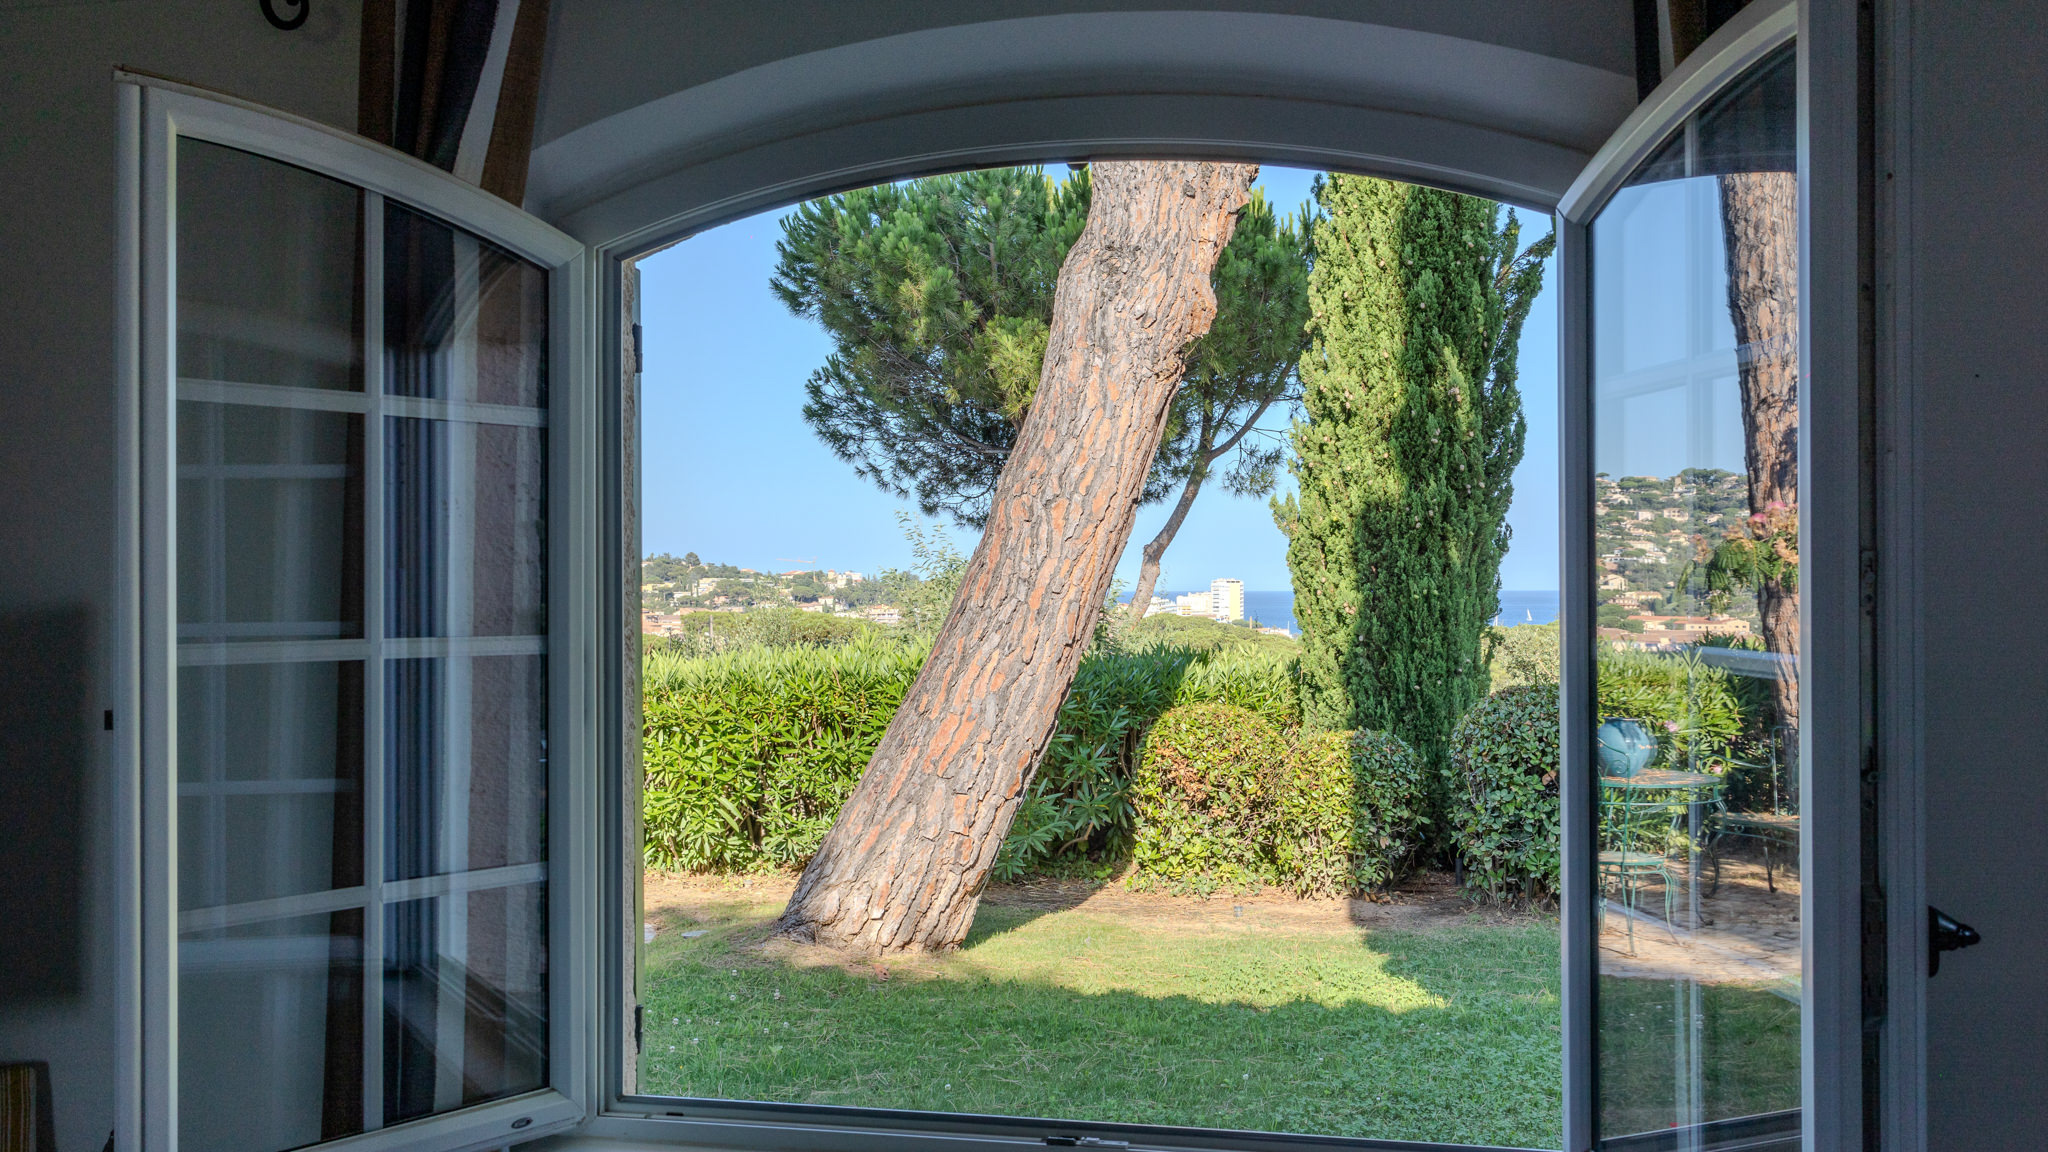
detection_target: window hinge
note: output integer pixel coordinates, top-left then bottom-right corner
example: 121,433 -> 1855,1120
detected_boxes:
634,1004 -> 644,1052
632,323 -> 644,375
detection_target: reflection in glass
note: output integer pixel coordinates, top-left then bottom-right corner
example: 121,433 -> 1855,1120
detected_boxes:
386,656 -> 548,882
1589,45 -> 1801,1146
384,884 -> 548,1123
385,203 -> 549,407
178,661 -> 364,909
177,139 -> 364,392
386,417 -> 547,638
177,402 -> 363,642
174,134 -> 553,1150
179,911 -> 366,1152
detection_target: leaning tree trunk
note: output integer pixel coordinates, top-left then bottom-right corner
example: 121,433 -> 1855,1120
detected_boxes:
775,160 -> 1257,952
1718,171 -> 1800,729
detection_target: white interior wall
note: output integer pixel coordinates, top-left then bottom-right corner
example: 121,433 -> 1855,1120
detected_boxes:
0,6 -> 360,1152
1894,0 -> 2048,1146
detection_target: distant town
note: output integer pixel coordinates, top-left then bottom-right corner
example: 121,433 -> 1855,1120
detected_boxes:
1594,468 -> 1760,651
639,552 -> 904,635
641,554 -> 1292,638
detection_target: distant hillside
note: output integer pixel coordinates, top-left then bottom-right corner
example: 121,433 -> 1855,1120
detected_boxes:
1594,469 -> 1761,632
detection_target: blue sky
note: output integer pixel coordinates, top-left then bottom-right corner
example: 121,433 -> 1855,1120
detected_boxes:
639,166 -> 1560,593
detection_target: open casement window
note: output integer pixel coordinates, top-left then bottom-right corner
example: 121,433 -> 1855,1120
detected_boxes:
592,5 -> 1843,1152
122,79 -> 594,1152
1556,2 -> 1824,1150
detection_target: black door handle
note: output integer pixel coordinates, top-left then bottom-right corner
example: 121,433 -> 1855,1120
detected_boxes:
1928,906 -> 1982,976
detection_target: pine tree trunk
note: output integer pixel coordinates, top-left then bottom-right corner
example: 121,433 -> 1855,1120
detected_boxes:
774,160 -> 1257,952
1718,171 -> 1800,728
1127,448 -> 1211,618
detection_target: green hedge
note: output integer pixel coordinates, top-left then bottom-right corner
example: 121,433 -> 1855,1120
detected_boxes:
1129,703 -> 1426,896
1595,648 -> 1746,771
1448,684 -> 1562,899
641,641 -> 1305,875
641,642 -> 921,870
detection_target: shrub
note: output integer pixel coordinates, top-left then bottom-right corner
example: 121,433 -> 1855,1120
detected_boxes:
1131,703 -> 1427,896
1129,703 -> 1289,892
641,640 -> 922,871
1449,684 -> 1562,899
993,648 -> 1194,880
647,606 -> 878,659
1337,729 -> 1429,890
1595,648 -> 1745,771
1488,622 -> 1559,692
644,642 -> 1307,877
1172,647 -> 1303,727
1123,612 -> 1300,654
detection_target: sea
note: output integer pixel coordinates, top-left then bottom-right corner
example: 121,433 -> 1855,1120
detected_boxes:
1134,589 -> 1560,636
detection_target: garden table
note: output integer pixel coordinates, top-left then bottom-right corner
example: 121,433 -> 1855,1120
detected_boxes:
1597,769 -> 1724,952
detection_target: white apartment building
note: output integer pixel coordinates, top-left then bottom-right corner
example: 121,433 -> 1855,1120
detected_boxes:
1210,578 -> 1244,622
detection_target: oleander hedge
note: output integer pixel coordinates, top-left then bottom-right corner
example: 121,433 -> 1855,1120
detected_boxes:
640,641 -> 1311,878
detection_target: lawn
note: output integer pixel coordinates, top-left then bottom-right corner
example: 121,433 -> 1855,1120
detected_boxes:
637,877 -> 1564,1149
1597,976 -> 1801,1136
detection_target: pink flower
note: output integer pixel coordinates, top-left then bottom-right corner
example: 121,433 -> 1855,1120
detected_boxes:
1664,721 -> 1678,732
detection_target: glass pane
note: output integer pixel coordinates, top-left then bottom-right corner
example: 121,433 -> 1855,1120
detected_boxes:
177,139 -> 363,391
386,417 -> 547,638
385,203 -> 548,407
178,661 -> 364,909
179,911 -> 365,1152
386,655 -> 548,882
383,883 -> 548,1123
178,401 -> 363,642
1589,44 -> 1801,1147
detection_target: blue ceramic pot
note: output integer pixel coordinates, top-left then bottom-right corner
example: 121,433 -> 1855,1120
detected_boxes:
1596,717 -> 1657,777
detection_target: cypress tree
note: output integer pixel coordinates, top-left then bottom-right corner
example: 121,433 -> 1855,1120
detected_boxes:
1273,176 -> 1552,797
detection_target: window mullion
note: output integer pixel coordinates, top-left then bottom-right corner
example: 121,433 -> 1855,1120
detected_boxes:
361,189 -> 388,1136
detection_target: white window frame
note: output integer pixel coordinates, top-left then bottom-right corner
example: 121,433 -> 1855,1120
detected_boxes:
114,74 -> 601,1152
99,3 -> 1875,1148
1556,1 -> 1871,1149
571,2 -> 1869,1151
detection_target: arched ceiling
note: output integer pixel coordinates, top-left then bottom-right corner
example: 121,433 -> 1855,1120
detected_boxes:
528,1 -> 1640,250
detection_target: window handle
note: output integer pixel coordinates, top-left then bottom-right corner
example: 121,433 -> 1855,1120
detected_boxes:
1928,906 -> 1982,976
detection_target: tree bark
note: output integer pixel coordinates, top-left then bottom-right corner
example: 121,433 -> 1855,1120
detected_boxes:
774,160 -> 1257,952
1718,171 -> 1800,728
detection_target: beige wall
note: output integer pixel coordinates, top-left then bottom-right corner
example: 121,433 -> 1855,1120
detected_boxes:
0,6 -> 359,1151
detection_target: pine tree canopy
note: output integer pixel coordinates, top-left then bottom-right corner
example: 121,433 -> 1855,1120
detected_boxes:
1275,175 -> 1553,784
772,166 -> 1311,527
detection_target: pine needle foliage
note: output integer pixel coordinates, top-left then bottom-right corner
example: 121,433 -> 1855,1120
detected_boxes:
772,168 -> 1310,529
1274,176 -> 1553,796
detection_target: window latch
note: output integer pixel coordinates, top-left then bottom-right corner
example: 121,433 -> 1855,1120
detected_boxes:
1044,1139 -> 1129,1149
1928,906 -> 1982,976
634,1004 -> 644,1052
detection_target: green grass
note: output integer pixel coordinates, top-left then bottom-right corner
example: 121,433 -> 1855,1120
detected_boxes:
1597,977 -> 1801,1137
638,893 -> 1563,1148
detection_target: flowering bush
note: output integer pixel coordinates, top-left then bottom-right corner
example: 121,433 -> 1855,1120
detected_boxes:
1697,500 -> 1799,610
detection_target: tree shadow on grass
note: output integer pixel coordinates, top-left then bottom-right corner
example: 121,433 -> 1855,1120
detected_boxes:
637,898 -> 1564,1149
